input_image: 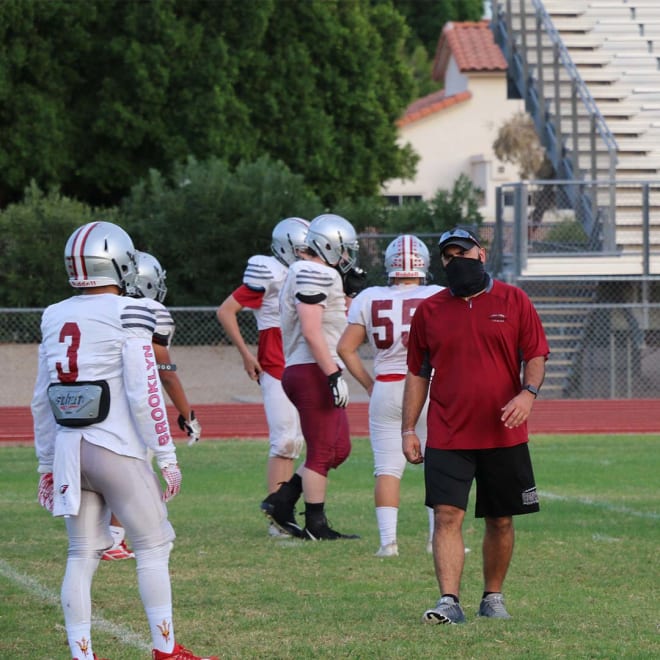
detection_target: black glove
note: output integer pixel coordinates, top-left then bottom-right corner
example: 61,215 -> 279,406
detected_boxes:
178,409 -> 202,445
328,369 -> 349,408
342,266 -> 368,298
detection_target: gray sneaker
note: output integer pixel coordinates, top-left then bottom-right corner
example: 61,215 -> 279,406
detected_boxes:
478,593 -> 512,619
422,596 -> 466,624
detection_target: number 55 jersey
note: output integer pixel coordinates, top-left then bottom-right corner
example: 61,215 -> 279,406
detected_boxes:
346,283 -> 444,377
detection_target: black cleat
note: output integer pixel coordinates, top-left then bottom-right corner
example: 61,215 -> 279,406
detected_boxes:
260,493 -> 304,538
302,515 -> 360,541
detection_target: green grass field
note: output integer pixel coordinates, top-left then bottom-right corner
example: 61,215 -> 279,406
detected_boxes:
1,435 -> 659,659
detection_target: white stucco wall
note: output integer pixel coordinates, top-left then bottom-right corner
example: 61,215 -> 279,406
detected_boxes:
382,69 -> 524,222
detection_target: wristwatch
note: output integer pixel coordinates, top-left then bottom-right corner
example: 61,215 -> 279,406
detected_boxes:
522,384 -> 539,398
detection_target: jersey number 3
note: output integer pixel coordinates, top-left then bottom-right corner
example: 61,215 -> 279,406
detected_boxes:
56,322 -> 81,383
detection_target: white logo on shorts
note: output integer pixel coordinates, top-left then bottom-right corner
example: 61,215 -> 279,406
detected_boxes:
522,487 -> 539,506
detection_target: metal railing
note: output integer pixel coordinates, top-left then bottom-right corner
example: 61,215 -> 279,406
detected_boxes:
492,0 -> 619,247
490,179 -> 660,279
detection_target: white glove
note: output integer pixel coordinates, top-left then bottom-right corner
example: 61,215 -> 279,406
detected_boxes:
328,369 -> 349,408
160,464 -> 182,502
178,410 -> 202,446
38,473 -> 54,512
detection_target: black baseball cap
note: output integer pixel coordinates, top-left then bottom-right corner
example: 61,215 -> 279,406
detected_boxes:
437,227 -> 481,254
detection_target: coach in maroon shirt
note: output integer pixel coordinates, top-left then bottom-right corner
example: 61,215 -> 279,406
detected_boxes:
402,227 -> 549,625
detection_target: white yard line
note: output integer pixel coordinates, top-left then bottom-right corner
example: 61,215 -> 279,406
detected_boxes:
0,558 -> 151,653
540,491 -> 660,520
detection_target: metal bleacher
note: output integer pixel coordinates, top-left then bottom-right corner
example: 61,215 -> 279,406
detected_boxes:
491,2 -> 660,398
493,0 -> 660,272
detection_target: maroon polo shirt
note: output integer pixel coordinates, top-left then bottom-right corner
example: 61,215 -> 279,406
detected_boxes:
407,278 -> 549,450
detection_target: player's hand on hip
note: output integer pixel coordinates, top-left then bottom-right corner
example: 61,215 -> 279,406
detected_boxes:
178,410 -> 202,446
38,473 -> 54,512
328,369 -> 349,408
161,464 -> 182,501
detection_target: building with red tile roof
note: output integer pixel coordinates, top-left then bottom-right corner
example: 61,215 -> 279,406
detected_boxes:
382,20 -> 524,220
433,20 -> 508,79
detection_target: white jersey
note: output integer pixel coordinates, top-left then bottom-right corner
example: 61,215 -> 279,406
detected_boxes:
242,255 -> 288,331
141,297 -> 175,346
32,293 -> 177,474
347,283 -> 443,376
280,259 -> 347,367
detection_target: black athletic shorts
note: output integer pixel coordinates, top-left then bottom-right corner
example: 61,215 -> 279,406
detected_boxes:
424,443 -> 540,518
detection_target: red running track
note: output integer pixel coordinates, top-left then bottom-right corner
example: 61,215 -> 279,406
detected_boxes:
4,399 -> 660,443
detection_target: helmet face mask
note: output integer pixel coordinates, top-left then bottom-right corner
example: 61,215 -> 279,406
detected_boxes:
64,221 -> 136,292
131,252 -> 167,302
306,213 -> 359,274
384,234 -> 430,281
271,217 -> 310,266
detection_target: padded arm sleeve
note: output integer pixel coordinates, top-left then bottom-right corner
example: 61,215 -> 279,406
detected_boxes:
122,337 -> 177,468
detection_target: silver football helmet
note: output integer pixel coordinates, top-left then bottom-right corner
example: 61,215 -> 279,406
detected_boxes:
271,217 -> 310,266
384,234 -> 430,280
64,221 -> 136,291
132,251 -> 168,302
305,213 -> 359,273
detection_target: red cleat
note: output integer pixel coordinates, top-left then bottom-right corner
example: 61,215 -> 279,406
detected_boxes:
101,539 -> 135,561
152,642 -> 219,660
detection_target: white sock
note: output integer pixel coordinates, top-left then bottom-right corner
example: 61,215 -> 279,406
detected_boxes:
146,605 -> 175,653
375,506 -> 398,546
62,556 -> 99,659
109,524 -> 125,548
67,624 -> 94,660
138,543 -> 175,652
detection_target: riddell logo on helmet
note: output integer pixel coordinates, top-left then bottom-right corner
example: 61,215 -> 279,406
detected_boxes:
70,279 -> 100,287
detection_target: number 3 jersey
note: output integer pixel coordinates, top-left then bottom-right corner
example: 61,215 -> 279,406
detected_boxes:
32,293 -> 177,481
347,283 -> 443,376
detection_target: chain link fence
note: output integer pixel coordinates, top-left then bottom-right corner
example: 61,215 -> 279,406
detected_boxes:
6,221 -> 660,400
4,278 -> 660,399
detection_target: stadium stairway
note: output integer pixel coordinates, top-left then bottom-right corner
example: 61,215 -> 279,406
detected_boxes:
520,280 -> 600,398
500,0 -> 660,260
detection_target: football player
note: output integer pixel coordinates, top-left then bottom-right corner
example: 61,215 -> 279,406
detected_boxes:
102,250 -> 202,561
32,221 -> 217,660
216,218 -> 308,537
262,213 -> 362,540
337,235 -> 442,557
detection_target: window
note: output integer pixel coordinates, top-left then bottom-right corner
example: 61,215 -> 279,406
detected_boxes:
383,194 -> 423,207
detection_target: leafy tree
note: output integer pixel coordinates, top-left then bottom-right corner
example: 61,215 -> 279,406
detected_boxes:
389,0 -> 485,57
493,112 -> 556,229
58,0 -> 266,206
406,43 -> 443,97
380,174 -> 483,234
120,155 -> 323,305
0,1 -> 86,207
244,0 -> 418,205
0,0 -> 418,209
493,111 -> 552,179
0,183 -> 119,307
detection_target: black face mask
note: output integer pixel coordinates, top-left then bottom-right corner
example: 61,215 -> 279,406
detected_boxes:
444,257 -> 488,297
